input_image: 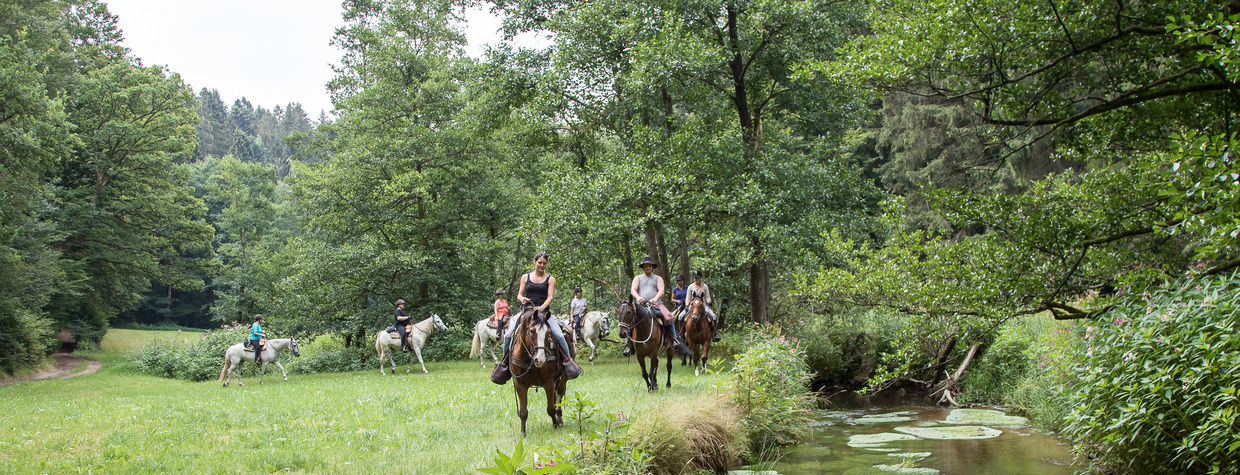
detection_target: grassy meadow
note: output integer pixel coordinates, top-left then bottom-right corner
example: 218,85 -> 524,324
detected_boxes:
0,331 -> 730,473
98,328 -> 200,354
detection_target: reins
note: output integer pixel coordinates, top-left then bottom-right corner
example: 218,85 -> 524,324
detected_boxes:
618,303 -> 656,345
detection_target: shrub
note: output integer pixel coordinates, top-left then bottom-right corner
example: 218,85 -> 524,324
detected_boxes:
960,314 -> 1077,432
1065,274 -> 1240,473
730,324 -> 813,457
131,325 -> 256,381
782,307 -> 901,388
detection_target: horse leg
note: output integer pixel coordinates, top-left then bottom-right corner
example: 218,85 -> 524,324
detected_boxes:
378,347 -> 386,375
275,361 -> 288,381
516,383 -> 530,437
586,338 -> 596,364
702,339 -> 710,373
235,360 -> 245,387
650,353 -> 659,392
555,377 -> 567,428
545,381 -> 560,428
665,348 -> 673,388
637,354 -> 651,392
413,344 -> 427,373
259,360 -> 266,384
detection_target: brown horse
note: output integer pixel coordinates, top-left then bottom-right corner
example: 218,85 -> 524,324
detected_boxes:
683,298 -> 712,376
617,300 -> 674,392
510,308 -> 575,436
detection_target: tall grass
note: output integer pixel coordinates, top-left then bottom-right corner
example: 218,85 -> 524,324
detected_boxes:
0,353 -> 728,473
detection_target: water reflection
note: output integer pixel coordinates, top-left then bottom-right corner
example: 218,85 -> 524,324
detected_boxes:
741,395 -> 1076,474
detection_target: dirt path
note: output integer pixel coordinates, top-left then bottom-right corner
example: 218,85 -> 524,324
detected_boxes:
0,354 -> 102,387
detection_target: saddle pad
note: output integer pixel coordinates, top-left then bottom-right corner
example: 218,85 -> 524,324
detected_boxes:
487,321 -> 500,329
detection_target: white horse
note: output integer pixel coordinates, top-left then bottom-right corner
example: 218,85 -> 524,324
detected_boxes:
576,311 -> 616,364
375,314 -> 447,375
469,317 -> 502,368
218,338 -> 300,387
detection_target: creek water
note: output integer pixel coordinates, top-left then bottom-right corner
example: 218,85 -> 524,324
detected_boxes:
738,395 -> 1076,474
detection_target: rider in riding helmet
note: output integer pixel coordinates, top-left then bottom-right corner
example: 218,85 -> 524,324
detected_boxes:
492,252 -> 583,384
628,257 -> 691,356
687,270 -> 720,342
670,275 -> 688,321
492,289 -> 509,329
570,287 -> 588,339
395,299 -> 411,352
249,315 -> 267,363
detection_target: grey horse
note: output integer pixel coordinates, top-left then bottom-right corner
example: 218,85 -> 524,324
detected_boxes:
375,314 -> 447,375
218,338 -> 300,386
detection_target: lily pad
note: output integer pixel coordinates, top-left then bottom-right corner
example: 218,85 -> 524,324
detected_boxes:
895,425 -> 1002,440
847,432 -> 918,448
852,411 -> 917,424
943,409 -> 1029,426
861,447 -> 903,452
727,471 -> 779,475
873,464 -> 940,474
887,452 -> 932,458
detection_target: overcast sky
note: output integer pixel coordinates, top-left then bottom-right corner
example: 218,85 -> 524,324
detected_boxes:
104,0 -> 522,118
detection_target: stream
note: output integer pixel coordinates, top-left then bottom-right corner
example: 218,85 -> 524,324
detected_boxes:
736,395 -> 1076,474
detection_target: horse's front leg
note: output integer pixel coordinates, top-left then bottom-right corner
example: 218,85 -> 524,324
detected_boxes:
413,344 -> 427,373
516,384 -> 530,437
274,361 -> 288,381
665,349 -> 673,388
637,354 -> 651,391
650,354 -> 659,392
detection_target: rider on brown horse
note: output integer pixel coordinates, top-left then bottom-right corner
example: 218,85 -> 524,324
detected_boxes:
626,257 -> 691,357
492,252 -> 583,384
687,270 -> 720,342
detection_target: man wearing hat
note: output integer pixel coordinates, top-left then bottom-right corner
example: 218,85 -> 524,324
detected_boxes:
629,257 -> 691,355
570,287 -> 588,338
394,299 -> 411,352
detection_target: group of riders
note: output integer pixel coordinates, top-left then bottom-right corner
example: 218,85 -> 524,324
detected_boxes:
242,253 -> 720,380
487,253 -> 721,385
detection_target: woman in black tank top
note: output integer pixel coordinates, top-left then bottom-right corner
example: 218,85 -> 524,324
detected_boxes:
493,251 -> 582,383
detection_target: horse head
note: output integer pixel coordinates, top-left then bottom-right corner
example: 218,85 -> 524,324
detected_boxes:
290,336 -> 301,357
689,298 -> 704,319
616,300 -> 635,340
432,314 -> 447,332
525,310 -> 551,369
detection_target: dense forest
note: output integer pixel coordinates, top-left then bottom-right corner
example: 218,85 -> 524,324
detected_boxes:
3,0 -> 1239,470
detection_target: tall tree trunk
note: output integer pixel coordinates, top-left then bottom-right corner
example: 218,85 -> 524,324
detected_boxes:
621,232 -> 635,281
509,237 -> 524,295
656,223 -> 671,283
677,226 -> 690,280
749,236 -> 771,325
644,222 -> 670,285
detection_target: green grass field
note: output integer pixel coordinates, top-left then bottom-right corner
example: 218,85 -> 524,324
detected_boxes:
99,328 -> 199,353
0,331 -> 729,473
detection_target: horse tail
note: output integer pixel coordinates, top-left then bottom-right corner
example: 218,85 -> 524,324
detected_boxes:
470,325 -> 482,358
218,356 -> 231,382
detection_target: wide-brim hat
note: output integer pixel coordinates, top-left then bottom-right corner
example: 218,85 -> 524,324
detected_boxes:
640,257 -> 658,268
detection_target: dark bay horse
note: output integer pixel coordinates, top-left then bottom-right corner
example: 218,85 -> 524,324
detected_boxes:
511,309 -> 575,436
617,300 -> 674,392
683,298 -> 712,376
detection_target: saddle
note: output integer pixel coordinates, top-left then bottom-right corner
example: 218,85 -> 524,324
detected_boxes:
242,339 -> 267,352
385,324 -> 413,340
486,320 -> 500,329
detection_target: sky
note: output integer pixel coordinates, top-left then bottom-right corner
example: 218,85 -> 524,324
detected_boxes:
104,0 -> 530,118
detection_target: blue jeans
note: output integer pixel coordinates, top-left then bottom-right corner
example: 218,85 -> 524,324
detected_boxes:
503,311 -> 570,359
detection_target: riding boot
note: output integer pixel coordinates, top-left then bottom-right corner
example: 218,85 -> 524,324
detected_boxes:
558,347 -> 582,380
710,321 -> 720,342
665,322 -> 691,355
622,340 -> 634,357
490,348 -> 513,385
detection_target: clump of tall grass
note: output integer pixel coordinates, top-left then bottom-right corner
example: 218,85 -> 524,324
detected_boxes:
625,399 -> 745,474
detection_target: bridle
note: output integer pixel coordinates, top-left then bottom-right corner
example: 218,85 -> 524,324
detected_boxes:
617,300 -> 655,345
510,306 -> 553,379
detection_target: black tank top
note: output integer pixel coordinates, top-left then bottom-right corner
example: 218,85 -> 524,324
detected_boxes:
526,273 -> 550,307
